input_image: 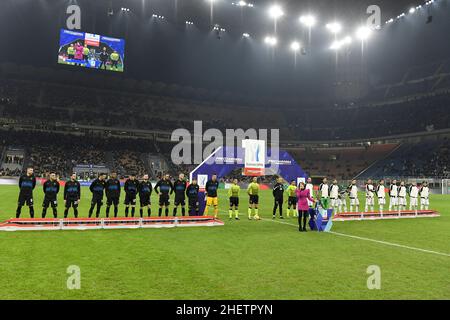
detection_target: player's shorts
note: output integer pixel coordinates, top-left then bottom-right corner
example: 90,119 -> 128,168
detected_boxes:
229,196 -> 239,207
274,197 -> 283,205
420,197 -> 429,206
18,194 -> 33,207
139,195 -> 151,207
349,197 -> 359,206
68,54 -> 74,60
206,196 -> 218,207
410,197 -> 418,207
174,195 -> 186,207
91,196 -> 103,207
107,197 -> 119,207
65,199 -> 79,208
330,198 -> 339,207
188,197 -> 199,208
389,196 -> 398,206
378,197 -> 386,205
365,197 -> 374,206
124,194 -> 137,206
249,195 -> 259,205
398,197 -> 407,206
159,195 -> 170,206
112,60 -> 118,67
43,197 -> 57,208
288,196 -> 298,207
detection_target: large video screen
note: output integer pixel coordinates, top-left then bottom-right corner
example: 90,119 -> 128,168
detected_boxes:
58,29 -> 125,72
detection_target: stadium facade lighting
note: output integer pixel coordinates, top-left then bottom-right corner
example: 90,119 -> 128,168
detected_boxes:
299,15 -> 316,27
264,36 -> 277,46
355,26 -> 372,40
268,5 -> 284,19
326,22 -> 342,34
290,41 -> 300,51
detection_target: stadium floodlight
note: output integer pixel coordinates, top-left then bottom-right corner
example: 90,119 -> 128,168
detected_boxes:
268,5 -> 284,20
242,33 -> 250,38
264,36 -> 277,46
238,1 -> 247,6
290,41 -> 300,52
355,26 -> 372,40
326,22 -> 342,34
409,7 -> 416,14
299,15 -> 316,27
342,36 -> 352,45
330,40 -> 342,50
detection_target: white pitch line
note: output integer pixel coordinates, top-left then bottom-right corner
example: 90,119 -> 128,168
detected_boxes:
262,218 -> 450,258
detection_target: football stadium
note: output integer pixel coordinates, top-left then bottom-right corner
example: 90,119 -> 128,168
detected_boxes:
0,0 -> 449,306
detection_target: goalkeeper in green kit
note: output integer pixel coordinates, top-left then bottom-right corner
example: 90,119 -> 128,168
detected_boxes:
228,179 -> 241,220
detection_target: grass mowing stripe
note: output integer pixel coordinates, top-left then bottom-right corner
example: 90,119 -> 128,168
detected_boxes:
262,217 -> 450,258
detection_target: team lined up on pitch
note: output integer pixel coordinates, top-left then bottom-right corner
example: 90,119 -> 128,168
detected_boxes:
15,168 -> 431,224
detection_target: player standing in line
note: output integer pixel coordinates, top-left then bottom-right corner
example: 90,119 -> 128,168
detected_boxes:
305,177 -> 315,209
67,44 -> 75,61
88,173 -> 106,218
338,186 -> 348,213
42,172 -> 60,218
98,47 -> 109,70
110,51 -> 120,70
124,174 -> 139,217
388,179 -> 398,211
329,179 -> 340,214
172,173 -> 187,217
347,180 -> 359,212
82,44 -> 90,64
105,172 -> 121,218
272,177 -> 284,219
154,174 -> 173,217
186,178 -> 200,216
285,180 -> 297,218
420,181 -> 430,210
228,179 -> 241,220
365,179 -> 375,212
376,179 -> 386,213
204,174 -> 219,218
398,181 -> 407,211
64,173 -> 81,218
318,177 -> 329,209
409,181 -> 419,213
247,177 -> 260,220
16,167 -> 36,218
138,174 -> 153,217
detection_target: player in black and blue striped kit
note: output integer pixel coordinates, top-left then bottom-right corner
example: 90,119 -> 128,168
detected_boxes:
42,172 -> 60,218
172,173 -> 187,216
16,167 -> 36,218
88,173 -> 106,218
155,174 -> 173,217
64,173 -> 81,218
124,174 -> 139,217
138,174 -> 153,217
105,172 -> 121,218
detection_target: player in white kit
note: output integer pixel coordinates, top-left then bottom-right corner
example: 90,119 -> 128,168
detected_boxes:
365,179 -> 375,212
419,181 -> 430,210
348,179 -> 359,212
409,181 -> 419,213
376,179 -> 386,213
398,181 -> 407,211
329,179 -> 340,214
318,178 -> 329,209
338,187 -> 348,213
388,179 -> 398,211
305,177 -> 314,208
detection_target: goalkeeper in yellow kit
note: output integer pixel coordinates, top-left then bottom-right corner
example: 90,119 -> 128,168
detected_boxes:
286,180 -> 298,218
247,177 -> 260,220
228,179 -> 241,220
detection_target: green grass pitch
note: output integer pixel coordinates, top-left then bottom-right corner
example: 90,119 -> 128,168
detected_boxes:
0,185 -> 449,300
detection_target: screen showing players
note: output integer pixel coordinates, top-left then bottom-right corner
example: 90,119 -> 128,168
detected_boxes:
58,29 -> 125,72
